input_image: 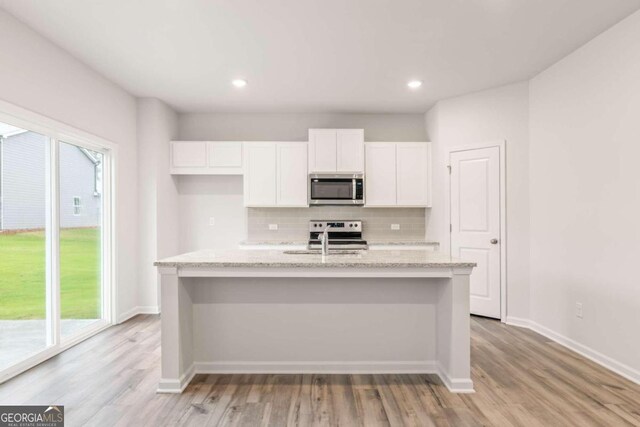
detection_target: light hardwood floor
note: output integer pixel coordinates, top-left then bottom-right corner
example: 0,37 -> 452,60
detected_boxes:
0,315 -> 638,426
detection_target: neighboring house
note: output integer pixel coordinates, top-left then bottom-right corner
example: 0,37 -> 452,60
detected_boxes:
0,127 -> 101,231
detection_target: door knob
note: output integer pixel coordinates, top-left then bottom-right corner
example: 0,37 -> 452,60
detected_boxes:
490,238 -> 499,244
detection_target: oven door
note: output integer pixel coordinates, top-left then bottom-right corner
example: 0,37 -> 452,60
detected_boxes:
309,175 -> 363,205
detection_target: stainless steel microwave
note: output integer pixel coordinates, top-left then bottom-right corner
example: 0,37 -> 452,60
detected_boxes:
308,173 -> 364,205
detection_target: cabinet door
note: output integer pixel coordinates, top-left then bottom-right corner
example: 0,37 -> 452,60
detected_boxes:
171,141 -> 207,168
277,143 -> 308,206
365,143 -> 397,206
336,129 -> 364,172
244,143 -> 277,206
309,129 -> 337,172
397,143 -> 430,206
207,142 -> 242,168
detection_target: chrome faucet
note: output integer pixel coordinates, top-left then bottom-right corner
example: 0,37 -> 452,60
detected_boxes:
320,225 -> 332,255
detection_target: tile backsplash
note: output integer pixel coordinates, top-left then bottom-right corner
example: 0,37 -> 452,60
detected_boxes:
247,207 -> 427,242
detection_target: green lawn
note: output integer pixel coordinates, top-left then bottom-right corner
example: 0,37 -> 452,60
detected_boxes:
0,228 -> 101,320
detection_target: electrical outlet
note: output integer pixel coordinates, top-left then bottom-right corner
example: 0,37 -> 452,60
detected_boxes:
576,302 -> 583,319
268,224 -> 278,231
209,217 -> 215,226
391,224 -> 401,230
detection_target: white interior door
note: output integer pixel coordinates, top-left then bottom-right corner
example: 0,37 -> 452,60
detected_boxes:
450,146 -> 501,319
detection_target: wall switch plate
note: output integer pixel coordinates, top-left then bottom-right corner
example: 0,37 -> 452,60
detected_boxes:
576,302 -> 583,319
391,224 -> 401,230
268,224 -> 278,231
209,217 -> 215,226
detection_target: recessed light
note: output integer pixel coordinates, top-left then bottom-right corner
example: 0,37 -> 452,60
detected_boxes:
407,80 -> 422,89
232,79 -> 248,88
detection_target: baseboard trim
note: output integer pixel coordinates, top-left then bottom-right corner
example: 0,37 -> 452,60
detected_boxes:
436,364 -> 475,393
185,360 -> 473,393
506,317 -> 639,385
156,361 -> 475,394
193,360 -> 438,374
137,305 -> 160,314
504,316 -> 531,328
117,307 -> 139,323
157,364 -> 196,393
118,305 -> 160,323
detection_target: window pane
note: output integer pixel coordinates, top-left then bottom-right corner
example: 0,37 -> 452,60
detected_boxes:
59,141 -> 103,338
0,122 -> 49,371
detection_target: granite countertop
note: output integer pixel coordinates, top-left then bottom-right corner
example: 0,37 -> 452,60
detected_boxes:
367,241 -> 439,246
239,240 -> 440,247
155,249 -> 475,269
239,240 -> 308,246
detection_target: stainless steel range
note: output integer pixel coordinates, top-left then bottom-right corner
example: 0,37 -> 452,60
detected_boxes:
307,220 -> 368,250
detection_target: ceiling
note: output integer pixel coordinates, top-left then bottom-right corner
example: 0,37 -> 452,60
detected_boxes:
1,0 -> 639,113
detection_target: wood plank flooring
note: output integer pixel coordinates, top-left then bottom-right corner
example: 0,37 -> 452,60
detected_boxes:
0,315 -> 639,426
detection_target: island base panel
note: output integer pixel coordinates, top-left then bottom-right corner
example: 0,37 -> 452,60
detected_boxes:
157,271 -> 473,393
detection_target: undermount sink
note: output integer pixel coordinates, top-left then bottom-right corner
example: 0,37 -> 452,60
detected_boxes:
283,249 -> 362,255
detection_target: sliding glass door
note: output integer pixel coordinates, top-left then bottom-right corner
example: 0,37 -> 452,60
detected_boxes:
0,119 -> 111,380
0,124 -> 49,372
59,141 -> 105,339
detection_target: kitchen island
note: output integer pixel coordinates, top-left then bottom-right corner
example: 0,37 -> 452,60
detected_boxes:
154,249 -> 476,393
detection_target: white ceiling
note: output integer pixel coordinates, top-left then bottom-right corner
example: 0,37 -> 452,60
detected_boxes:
1,0 -> 639,113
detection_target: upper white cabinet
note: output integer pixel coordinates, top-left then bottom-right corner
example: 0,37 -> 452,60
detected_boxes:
365,142 -> 432,207
308,129 -> 337,172
365,143 -> 397,206
244,142 -> 308,207
277,143 -> 308,206
170,141 -> 243,175
336,129 -> 365,172
308,129 -> 364,173
171,141 -> 207,169
396,143 -> 430,206
244,143 -> 277,206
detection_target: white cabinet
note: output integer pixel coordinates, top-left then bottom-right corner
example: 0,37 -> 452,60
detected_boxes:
308,129 -> 364,173
397,143 -> 430,206
171,141 -> 207,169
336,129 -> 365,172
277,143 -> 308,206
308,129 -> 337,172
365,143 -> 397,206
244,143 -> 277,206
171,141 -> 243,174
207,142 -> 242,169
244,142 -> 308,207
365,142 -> 431,207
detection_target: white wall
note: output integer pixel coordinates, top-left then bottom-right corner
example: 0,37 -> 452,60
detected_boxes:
529,10 -> 640,379
177,113 -> 428,252
137,98 -> 179,310
424,82 -> 530,320
177,175 -> 245,252
0,9 -> 139,321
179,113 -> 427,141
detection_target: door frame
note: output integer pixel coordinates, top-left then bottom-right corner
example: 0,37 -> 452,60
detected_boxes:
448,140 -> 507,321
